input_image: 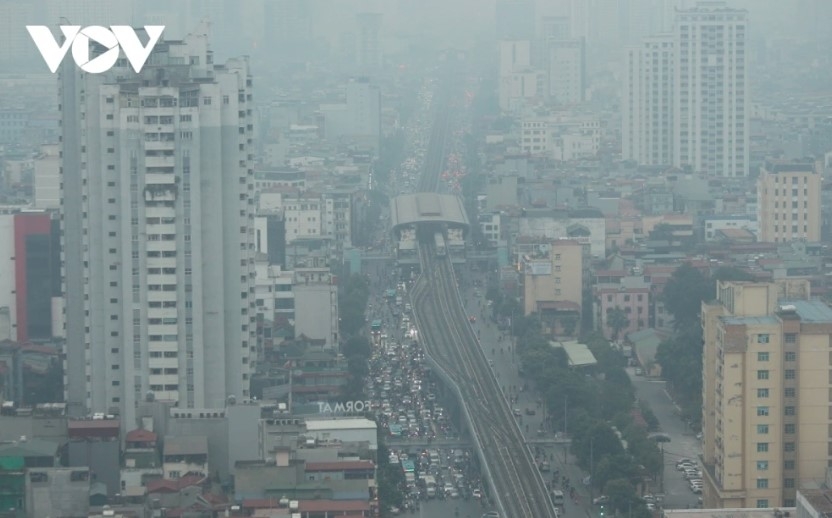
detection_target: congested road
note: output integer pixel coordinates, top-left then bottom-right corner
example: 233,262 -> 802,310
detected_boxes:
411,246 -> 558,518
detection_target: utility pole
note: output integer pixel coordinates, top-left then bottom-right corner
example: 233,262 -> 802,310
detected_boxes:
563,396 -> 569,463
589,436 -> 595,504
659,442 -> 665,494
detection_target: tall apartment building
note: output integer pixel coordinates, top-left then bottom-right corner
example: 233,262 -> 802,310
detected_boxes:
495,0 -> 536,41
546,38 -> 585,105
60,29 -> 257,426
355,13 -> 382,70
673,1 -> 749,177
701,279 -> 832,509
622,34 -> 675,166
757,159 -> 822,243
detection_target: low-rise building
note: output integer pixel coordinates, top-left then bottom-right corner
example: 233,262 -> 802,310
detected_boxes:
162,436 -> 208,480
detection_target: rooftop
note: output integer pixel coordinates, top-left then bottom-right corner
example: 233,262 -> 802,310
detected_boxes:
799,488 -> 832,516
126,428 -> 157,443
779,299 -> 832,323
305,460 -> 375,471
550,341 -> 597,367
163,435 -> 208,456
305,418 -> 377,431
0,438 -> 59,458
390,193 -> 469,231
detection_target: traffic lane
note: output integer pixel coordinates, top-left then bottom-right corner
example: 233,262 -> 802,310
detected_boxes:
628,373 -> 701,460
418,497 -> 495,518
627,370 -> 700,509
463,291 -> 547,438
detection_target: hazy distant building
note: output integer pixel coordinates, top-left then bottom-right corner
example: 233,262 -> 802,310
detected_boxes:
673,1 -> 749,177
498,40 -> 537,112
495,0 -> 536,40
546,38 -> 585,104
757,159 -> 822,243
622,34 -> 675,166
355,12 -> 382,70
320,79 -> 381,153
541,16 -> 571,41
60,28 -> 256,425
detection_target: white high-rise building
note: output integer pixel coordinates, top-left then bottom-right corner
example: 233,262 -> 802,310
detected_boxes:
60,27 -> 257,426
673,1 -> 749,177
547,38 -> 585,105
356,12 -> 382,70
622,34 -> 675,166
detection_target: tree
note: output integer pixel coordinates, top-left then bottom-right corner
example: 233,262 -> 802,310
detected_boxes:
560,315 -> 578,337
607,307 -> 629,341
662,263 -> 712,331
344,336 -> 372,359
604,478 -> 637,514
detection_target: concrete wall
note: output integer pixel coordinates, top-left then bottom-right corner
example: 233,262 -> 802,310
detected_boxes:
67,440 -> 120,496
26,468 -> 90,518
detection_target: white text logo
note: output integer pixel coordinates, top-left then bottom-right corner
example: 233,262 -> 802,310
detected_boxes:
26,25 -> 165,73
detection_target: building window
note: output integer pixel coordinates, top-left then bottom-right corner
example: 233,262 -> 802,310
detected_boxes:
757,334 -> 770,344
757,352 -> 769,362
757,443 -> 768,452
785,333 -> 797,344
757,424 -> 768,434
756,500 -> 769,509
784,442 -> 795,452
785,406 -> 795,416
785,424 -> 795,434
756,461 -> 768,470
757,370 -> 769,380
785,369 -> 795,379
785,351 -> 796,361
756,479 -> 768,489
785,460 -> 795,470
757,388 -> 769,398
785,387 -> 795,398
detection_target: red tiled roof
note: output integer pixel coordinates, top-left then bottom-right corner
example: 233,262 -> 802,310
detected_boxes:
298,500 -> 371,512
306,460 -> 375,471
126,428 -> 157,443
242,499 -> 282,509
146,475 -> 206,494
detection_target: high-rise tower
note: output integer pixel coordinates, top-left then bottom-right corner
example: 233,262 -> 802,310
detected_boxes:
673,1 -> 749,176
60,27 -> 257,426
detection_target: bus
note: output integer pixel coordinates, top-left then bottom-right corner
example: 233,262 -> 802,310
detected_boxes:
371,319 -> 382,333
434,232 -> 446,257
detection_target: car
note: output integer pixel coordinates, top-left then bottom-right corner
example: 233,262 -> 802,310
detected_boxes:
472,488 -> 482,499
469,315 -> 477,323
635,367 -> 644,376
676,458 -> 694,468
593,496 -> 609,505
691,486 -> 703,494
513,408 -> 522,416
482,513 -> 500,518
525,408 -> 536,416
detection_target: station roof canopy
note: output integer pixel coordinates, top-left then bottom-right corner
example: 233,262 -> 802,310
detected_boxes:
390,193 -> 469,231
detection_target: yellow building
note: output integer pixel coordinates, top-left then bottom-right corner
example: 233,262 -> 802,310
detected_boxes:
520,238 -> 588,336
757,159 -> 822,243
701,279 -> 832,509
